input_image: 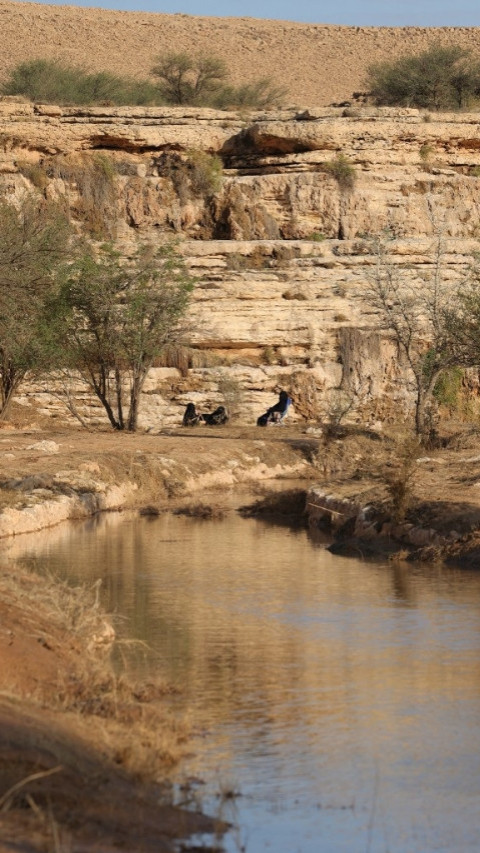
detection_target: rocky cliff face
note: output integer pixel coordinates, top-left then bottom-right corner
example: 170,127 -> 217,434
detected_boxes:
1,99 -> 479,429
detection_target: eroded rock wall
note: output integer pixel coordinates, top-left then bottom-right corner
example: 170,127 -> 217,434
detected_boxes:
2,100 -> 479,428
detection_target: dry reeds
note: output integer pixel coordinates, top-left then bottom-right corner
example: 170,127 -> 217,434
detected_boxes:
380,435 -> 419,522
0,565 -> 190,779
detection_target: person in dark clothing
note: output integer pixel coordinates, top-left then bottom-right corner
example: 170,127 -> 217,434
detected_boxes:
257,390 -> 291,426
203,406 -> 229,425
182,402 -> 205,426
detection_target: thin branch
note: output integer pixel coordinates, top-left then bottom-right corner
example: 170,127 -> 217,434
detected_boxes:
0,766 -> 63,812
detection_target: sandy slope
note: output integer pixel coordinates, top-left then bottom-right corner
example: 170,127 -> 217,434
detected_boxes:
1,1 -> 480,106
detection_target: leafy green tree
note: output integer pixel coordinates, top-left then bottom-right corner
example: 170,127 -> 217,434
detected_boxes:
57,242 -> 194,431
367,43 -> 480,109
0,196 -> 70,419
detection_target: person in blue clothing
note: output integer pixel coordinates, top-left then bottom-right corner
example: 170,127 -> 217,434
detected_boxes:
257,390 -> 291,426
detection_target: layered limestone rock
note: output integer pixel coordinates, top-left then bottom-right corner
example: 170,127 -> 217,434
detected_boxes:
2,101 -> 479,428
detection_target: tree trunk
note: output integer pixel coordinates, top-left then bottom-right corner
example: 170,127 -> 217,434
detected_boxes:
0,361 -> 23,421
127,370 -> 147,432
415,368 -> 442,443
114,367 -> 124,430
414,390 -> 427,439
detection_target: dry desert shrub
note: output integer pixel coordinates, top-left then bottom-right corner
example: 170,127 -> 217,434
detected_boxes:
46,152 -> 118,238
217,372 -> 243,419
0,486 -> 26,510
0,569 -> 106,643
16,159 -> 49,191
322,153 -> 356,191
379,435 -> 419,522
156,150 -> 223,204
92,450 -> 171,506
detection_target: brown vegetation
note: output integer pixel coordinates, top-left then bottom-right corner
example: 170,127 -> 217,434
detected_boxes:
0,563 -> 222,852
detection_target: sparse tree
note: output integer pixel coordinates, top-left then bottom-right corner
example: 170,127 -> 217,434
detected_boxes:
152,52 -> 228,105
444,261 -> 480,371
56,242 -> 194,431
0,195 -> 70,419
365,230 -> 463,440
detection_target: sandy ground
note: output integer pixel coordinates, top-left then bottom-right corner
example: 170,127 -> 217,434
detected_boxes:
1,1 -> 480,107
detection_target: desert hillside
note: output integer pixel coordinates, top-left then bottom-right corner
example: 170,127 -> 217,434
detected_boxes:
2,1 -> 480,106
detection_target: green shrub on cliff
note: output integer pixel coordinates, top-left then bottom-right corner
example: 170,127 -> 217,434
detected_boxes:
156,150 -> 223,203
367,43 -> 480,110
323,153 -> 356,190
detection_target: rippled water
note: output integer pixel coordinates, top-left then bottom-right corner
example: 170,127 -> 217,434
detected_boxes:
4,506 -> 480,853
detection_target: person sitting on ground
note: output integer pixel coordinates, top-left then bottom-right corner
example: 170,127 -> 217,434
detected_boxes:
203,405 -> 229,425
257,390 -> 291,427
182,402 -> 205,427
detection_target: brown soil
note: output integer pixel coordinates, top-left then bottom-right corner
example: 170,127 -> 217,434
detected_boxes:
1,1 -> 480,107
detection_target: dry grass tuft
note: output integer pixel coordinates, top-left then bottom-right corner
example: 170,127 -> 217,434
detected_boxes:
0,487 -> 25,510
139,504 -> 161,517
173,502 -> 225,520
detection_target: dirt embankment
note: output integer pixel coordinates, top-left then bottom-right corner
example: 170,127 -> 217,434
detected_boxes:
1,1 -> 480,107
0,564 -> 228,853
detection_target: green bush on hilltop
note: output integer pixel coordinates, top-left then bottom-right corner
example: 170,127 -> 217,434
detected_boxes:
366,43 -> 480,110
1,58 -> 162,106
2,54 -> 286,109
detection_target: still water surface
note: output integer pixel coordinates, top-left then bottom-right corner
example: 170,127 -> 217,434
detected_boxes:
4,507 -> 480,853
